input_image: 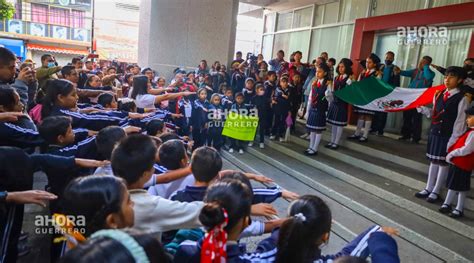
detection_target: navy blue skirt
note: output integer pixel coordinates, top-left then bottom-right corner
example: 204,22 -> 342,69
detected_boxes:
354,106 -> 375,116
446,164 -> 471,191
306,108 -> 326,131
426,134 -> 449,162
327,102 -> 347,126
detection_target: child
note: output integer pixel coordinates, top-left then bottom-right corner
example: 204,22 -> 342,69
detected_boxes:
289,73 -> 303,131
231,63 -> 246,95
191,88 -> 210,150
438,106 -> 474,218
207,93 -> 224,151
348,53 -> 381,142
97,93 -> 117,110
270,76 -> 291,142
111,134 -> 203,241
60,229 -> 170,263
146,119 -> 166,137
305,63 -> 331,156
274,195 -> 400,263
415,66 -> 470,203
242,78 -> 255,104
251,83 -> 268,148
176,94 -> 192,136
326,58 -> 353,149
221,87 -> 234,110
173,179 -> 261,262
229,92 -> 247,154
60,175 -> 134,238
264,71 -> 277,134
147,139 -> 195,199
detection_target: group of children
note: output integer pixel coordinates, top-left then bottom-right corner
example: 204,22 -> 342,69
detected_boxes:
1,43 -> 473,262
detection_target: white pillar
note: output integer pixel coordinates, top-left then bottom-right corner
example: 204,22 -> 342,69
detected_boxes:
138,0 -> 239,78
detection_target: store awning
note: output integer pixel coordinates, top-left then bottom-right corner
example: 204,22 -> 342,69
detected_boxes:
26,43 -> 89,55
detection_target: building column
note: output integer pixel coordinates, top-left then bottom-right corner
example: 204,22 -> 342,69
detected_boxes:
138,0 -> 239,78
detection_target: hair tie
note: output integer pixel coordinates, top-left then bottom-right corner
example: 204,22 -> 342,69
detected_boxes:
91,229 -> 150,263
201,208 -> 229,263
52,213 -> 86,249
294,213 -> 307,222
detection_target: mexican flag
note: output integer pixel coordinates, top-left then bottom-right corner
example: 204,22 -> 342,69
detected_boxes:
334,77 -> 445,112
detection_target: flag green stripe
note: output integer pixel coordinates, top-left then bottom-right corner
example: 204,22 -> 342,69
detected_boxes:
335,77 -> 394,106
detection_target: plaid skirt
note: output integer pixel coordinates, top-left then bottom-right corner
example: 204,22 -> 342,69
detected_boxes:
446,164 -> 471,191
306,108 -> 326,132
426,133 -> 449,162
327,102 -> 347,127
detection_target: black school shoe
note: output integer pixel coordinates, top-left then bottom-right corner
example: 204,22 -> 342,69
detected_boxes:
426,193 -> 440,203
439,204 -> 452,214
359,137 -> 368,142
324,143 -> 333,148
449,209 -> 464,218
347,134 -> 360,140
330,144 -> 339,150
414,189 -> 430,198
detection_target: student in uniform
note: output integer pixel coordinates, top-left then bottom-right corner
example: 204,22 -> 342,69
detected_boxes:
326,58 -> 353,149
176,94 -> 193,137
264,71 -> 277,134
242,78 -> 256,104
304,63 -> 331,156
438,106 -> 474,218
229,92 -> 247,154
270,76 -> 291,142
348,53 -> 381,142
251,84 -> 268,149
191,88 -> 210,150
207,93 -> 224,151
415,66 -> 471,203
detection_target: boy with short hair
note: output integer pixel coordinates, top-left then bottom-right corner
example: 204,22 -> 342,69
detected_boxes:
111,134 -> 203,240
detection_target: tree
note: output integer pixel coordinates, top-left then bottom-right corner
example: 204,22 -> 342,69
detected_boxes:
0,0 -> 15,20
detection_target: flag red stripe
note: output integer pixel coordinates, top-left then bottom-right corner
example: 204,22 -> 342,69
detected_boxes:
387,84 -> 445,112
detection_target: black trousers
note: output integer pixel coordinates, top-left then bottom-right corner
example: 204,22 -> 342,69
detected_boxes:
272,112 -> 286,138
207,127 -> 223,151
401,109 -> 422,141
371,112 -> 388,134
265,108 -> 274,135
192,128 -> 207,151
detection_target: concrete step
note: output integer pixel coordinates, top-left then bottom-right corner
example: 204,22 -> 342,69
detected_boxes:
288,134 -> 474,211
261,140 -> 474,239
221,151 -> 471,262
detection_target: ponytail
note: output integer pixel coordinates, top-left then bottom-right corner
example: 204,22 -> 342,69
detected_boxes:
276,195 -> 332,263
41,79 -> 74,119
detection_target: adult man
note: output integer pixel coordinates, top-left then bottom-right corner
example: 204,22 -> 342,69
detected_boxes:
268,50 -> 286,73
371,51 -> 401,136
36,53 -> 61,91
72,57 -> 88,89
232,51 -> 245,65
395,56 -> 435,143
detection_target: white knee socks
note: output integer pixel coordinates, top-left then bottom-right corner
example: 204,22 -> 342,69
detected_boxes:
431,165 -> 449,196
443,190 -> 456,206
362,121 -> 372,138
355,119 -> 364,136
456,192 -> 466,211
331,125 -> 337,144
334,127 -> 343,145
309,132 -> 316,150
426,163 -> 440,192
311,133 -> 322,151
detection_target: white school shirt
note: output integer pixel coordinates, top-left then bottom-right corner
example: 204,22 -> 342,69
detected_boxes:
147,173 -> 195,199
136,94 -> 157,109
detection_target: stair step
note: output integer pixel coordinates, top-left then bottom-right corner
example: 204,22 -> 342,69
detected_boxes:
222,150 -> 472,262
289,134 -> 474,211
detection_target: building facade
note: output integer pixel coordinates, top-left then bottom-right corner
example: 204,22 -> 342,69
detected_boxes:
255,0 -> 473,134
0,0 -> 92,65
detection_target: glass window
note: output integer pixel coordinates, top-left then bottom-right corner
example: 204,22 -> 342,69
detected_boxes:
273,30 -> 311,61
262,35 -> 274,62
313,5 -> 324,26
264,13 -> 275,33
420,27 -> 472,86
292,6 -> 312,28
431,0 -> 471,8
339,0 -> 369,22
373,0 -> 426,16
309,24 -> 354,63
323,2 -> 339,24
276,12 -> 292,31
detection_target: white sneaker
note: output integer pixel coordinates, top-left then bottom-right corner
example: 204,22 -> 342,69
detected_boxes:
239,149 -> 244,154
269,135 -> 276,140
229,148 -> 234,153
259,143 -> 264,149
279,138 -> 285,142
248,142 -> 253,147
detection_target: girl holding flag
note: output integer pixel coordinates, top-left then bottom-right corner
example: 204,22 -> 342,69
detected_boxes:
304,63 -> 331,156
348,53 -> 382,142
415,66 -> 471,203
326,58 -> 354,149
